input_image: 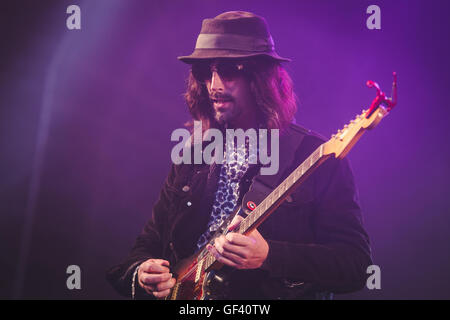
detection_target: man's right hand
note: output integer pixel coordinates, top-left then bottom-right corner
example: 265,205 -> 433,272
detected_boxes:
137,259 -> 176,298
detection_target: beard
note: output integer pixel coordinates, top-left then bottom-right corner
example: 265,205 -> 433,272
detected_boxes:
213,100 -> 242,126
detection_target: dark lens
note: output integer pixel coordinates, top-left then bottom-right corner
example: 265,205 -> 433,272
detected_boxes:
191,63 -> 211,83
216,62 -> 243,80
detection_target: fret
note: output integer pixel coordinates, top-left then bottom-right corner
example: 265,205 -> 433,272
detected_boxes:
238,221 -> 243,234
268,194 -> 273,206
287,175 -> 292,186
243,219 -> 250,233
246,216 -> 252,228
240,220 -> 247,234
251,209 -> 257,221
290,174 -> 295,186
251,211 -> 257,224
244,218 -> 250,232
204,255 -> 210,270
314,148 -> 320,162
203,255 -> 208,269
250,210 -> 261,224
206,253 -> 214,269
195,258 -> 204,283
276,186 -> 281,196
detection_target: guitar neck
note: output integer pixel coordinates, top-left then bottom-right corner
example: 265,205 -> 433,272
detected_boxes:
202,143 -> 331,271
238,144 -> 330,235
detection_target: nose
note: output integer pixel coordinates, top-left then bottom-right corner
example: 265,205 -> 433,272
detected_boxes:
210,70 -> 224,93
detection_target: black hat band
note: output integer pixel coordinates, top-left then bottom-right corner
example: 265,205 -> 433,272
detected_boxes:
195,33 -> 275,52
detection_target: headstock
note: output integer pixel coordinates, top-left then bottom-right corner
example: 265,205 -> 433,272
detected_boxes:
323,73 -> 397,159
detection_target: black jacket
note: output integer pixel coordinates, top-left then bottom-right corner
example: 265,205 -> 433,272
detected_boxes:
106,123 -> 372,299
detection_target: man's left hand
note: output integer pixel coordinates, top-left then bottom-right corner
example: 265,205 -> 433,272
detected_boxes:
207,215 -> 269,269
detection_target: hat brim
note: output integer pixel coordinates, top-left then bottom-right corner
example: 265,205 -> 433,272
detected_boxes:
178,49 -> 291,64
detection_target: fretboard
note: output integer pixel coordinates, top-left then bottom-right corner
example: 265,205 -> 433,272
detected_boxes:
201,143 -> 328,272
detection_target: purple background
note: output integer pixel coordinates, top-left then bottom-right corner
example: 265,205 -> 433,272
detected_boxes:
1,0 -> 449,299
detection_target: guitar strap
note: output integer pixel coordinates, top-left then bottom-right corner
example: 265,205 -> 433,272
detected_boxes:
240,128 -> 305,215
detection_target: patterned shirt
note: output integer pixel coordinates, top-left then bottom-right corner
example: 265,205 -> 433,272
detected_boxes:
196,140 -> 255,249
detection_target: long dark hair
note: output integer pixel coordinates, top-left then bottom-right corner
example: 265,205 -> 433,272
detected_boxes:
183,56 -> 298,133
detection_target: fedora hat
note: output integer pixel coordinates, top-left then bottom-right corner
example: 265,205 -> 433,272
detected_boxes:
178,11 -> 291,64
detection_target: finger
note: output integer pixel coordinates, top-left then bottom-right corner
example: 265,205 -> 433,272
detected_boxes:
142,285 -> 154,296
155,277 -> 176,292
207,244 -> 238,268
222,242 -> 252,260
152,288 -> 171,298
141,261 -> 170,274
227,215 -> 243,231
140,272 -> 172,286
144,277 -> 176,294
147,259 -> 170,266
225,232 -> 255,246
220,248 -> 246,266
214,235 -> 248,259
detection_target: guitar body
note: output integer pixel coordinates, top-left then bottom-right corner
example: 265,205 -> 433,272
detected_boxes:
168,253 -> 229,300
167,254 -> 204,300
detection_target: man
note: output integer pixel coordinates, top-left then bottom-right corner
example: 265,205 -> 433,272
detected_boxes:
107,11 -> 372,300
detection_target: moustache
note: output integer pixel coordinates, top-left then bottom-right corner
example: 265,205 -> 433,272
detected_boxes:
209,92 -> 234,103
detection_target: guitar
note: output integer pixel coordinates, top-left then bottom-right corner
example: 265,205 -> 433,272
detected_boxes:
167,73 -> 398,300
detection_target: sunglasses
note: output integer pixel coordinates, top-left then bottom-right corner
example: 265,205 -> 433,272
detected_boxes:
191,61 -> 250,83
